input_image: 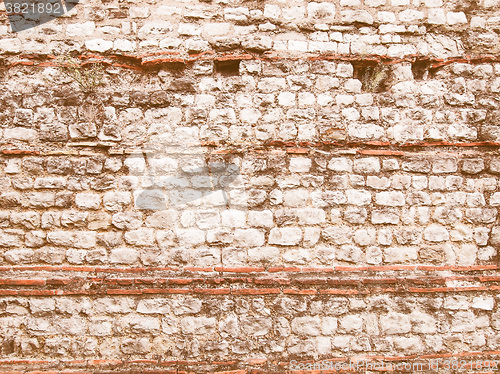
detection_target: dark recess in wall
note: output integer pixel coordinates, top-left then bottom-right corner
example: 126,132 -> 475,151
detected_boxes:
215,60 -> 240,75
352,60 -> 390,92
412,59 -> 430,80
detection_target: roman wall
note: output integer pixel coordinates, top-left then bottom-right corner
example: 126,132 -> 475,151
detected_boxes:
1,0 -> 500,372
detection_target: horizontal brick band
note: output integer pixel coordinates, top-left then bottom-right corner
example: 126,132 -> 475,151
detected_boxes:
2,350 -> 500,373
1,274 -> 500,296
1,286 -> 499,296
0,265 -> 498,273
3,52 -> 500,71
7,141 -> 500,159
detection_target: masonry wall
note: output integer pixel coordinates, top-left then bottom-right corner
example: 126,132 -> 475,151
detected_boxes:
1,0 -> 500,373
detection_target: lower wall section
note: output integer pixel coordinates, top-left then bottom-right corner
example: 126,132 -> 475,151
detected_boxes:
3,353 -> 500,374
1,271 -> 500,373
2,147 -> 500,372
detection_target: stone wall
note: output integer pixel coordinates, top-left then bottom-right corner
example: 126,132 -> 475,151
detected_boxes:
1,0 -> 500,372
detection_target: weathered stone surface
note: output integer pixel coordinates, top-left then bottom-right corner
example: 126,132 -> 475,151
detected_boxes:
268,228 -> 302,246
0,1 -> 499,369
380,313 -> 411,334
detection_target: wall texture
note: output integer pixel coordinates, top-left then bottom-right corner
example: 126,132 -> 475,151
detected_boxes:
1,0 -> 500,372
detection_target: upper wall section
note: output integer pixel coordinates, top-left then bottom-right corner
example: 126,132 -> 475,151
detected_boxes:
1,60 -> 500,149
0,0 -> 499,58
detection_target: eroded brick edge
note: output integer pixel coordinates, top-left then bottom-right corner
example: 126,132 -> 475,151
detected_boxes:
3,52 -> 500,71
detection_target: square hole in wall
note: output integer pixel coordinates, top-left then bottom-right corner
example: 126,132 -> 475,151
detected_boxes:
352,60 -> 390,93
412,59 -> 430,80
215,60 -> 240,76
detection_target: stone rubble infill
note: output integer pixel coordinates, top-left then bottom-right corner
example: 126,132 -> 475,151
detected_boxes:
1,150 -> 500,267
1,0 -> 500,371
1,60 -> 500,148
1,0 -> 498,57
0,291 -> 499,364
